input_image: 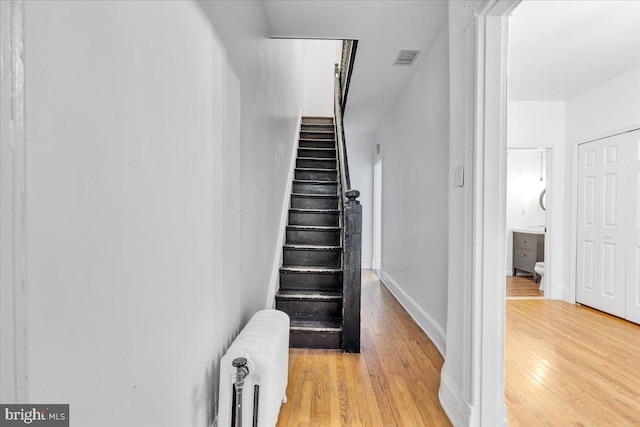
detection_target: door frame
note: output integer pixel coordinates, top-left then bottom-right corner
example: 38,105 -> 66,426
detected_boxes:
372,159 -> 382,272
439,1 -> 521,426
0,0 -> 28,403
505,147 -> 555,299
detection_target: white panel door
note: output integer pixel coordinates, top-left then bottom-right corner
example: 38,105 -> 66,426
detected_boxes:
577,134 -> 629,318
597,135 -> 628,317
577,143 -> 600,308
626,130 -> 640,324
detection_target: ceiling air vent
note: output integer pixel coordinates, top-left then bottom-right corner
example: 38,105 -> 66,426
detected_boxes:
394,49 -> 420,66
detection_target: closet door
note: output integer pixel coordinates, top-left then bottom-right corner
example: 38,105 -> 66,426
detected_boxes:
626,130 -> 640,324
577,142 -> 600,309
577,134 -> 628,318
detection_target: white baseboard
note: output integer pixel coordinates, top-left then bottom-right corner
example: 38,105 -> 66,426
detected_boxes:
438,371 -> 472,427
266,112 -> 302,309
379,270 -> 446,356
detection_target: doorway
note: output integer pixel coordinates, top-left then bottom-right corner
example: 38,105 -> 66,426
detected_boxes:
506,149 -> 548,298
372,160 -> 382,273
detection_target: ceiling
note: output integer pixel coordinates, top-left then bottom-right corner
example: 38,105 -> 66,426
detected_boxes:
262,1 -> 639,130
262,0 -> 448,135
509,0 -> 640,101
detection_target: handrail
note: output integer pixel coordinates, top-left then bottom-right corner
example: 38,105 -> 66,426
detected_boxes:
334,63 -> 353,198
339,40 -> 358,113
334,40 -> 362,353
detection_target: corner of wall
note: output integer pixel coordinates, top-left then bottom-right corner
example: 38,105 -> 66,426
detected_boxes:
265,111 -> 303,309
438,370 -> 472,427
379,270 -> 447,356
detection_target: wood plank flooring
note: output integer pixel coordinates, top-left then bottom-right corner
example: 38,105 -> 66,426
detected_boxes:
277,271 -> 640,426
276,270 -> 451,426
506,300 -> 640,426
507,275 -> 544,298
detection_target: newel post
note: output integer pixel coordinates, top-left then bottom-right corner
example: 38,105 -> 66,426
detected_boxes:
342,189 -> 362,353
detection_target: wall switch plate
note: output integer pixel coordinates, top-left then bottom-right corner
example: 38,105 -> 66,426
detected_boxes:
453,163 -> 464,188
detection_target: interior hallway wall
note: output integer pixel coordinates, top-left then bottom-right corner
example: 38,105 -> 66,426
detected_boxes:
24,1 -> 304,425
302,39 -> 341,117
198,1 -> 305,324
373,24 -> 449,352
566,66 -> 640,144
344,133 -> 375,268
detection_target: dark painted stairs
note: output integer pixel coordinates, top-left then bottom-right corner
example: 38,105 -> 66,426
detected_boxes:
276,117 -> 343,349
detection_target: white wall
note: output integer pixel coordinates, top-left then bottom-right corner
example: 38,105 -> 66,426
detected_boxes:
508,101 -> 566,148
344,133 -> 375,268
374,25 -> 449,353
24,1 -> 304,425
198,1 -> 305,324
303,39 -> 341,117
566,66 -> 640,143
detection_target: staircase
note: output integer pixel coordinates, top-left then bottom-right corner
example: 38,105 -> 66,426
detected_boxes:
277,43 -> 361,352
276,117 -> 344,349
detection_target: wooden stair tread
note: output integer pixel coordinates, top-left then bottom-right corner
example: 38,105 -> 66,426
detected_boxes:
289,318 -> 342,332
298,137 -> 336,145
289,208 -> 339,213
291,193 -> 339,198
277,290 -> 342,300
284,244 -> 341,250
286,225 -> 340,230
293,179 -> 338,184
280,266 -> 342,273
295,167 -> 337,172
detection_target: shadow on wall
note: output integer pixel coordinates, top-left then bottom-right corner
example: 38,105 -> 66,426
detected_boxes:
192,351 -> 222,426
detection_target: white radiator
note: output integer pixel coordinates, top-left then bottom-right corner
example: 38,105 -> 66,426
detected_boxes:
218,309 -> 290,427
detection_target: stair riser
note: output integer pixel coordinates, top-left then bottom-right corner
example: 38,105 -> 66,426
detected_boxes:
276,299 -> 342,319
289,212 -> 339,227
293,182 -> 338,195
296,158 -> 336,169
291,196 -> 338,210
289,330 -> 341,349
302,117 -> 333,125
300,131 -> 335,139
298,148 -> 336,159
279,271 -> 342,291
287,229 -> 340,246
283,248 -> 341,268
301,124 -> 334,132
299,140 -> 335,149
294,169 -> 337,181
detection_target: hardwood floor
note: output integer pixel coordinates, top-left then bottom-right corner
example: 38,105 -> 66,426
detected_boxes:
507,275 -> 544,298
277,271 -> 640,426
506,300 -> 640,426
276,270 -> 451,426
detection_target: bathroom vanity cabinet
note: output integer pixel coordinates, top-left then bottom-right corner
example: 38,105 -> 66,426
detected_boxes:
512,231 -> 545,281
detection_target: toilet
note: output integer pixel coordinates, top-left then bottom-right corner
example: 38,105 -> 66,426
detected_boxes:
534,262 -> 545,292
